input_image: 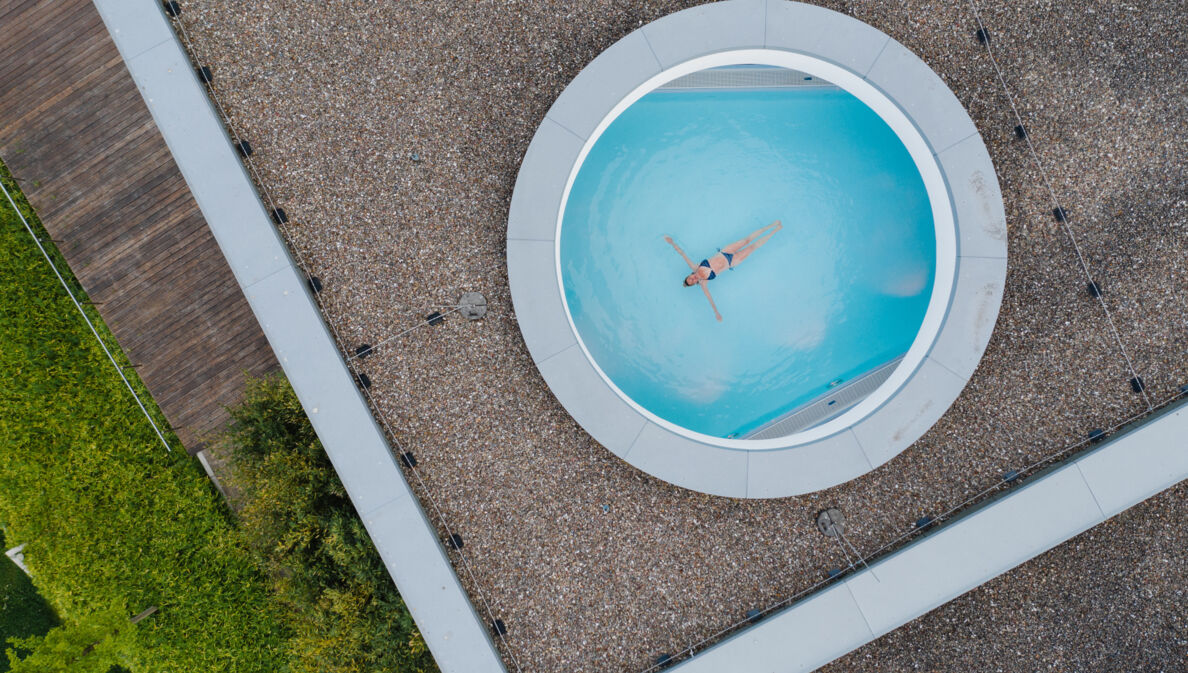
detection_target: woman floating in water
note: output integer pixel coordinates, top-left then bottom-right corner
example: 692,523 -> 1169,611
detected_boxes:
664,220 -> 782,322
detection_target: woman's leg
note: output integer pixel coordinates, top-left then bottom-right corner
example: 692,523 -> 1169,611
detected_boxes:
727,227 -> 779,266
722,220 -> 781,254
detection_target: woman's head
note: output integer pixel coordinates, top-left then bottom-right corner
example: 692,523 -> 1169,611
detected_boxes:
683,273 -> 698,287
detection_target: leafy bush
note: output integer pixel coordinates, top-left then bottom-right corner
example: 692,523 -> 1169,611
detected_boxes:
0,530 -> 59,673
0,165 -> 289,672
5,604 -> 133,673
223,376 -> 436,673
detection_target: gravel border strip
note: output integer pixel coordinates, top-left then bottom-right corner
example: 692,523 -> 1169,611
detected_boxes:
90,2 -> 507,671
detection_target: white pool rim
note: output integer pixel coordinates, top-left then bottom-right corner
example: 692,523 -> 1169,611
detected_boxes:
555,49 -> 957,450
507,0 -> 1008,498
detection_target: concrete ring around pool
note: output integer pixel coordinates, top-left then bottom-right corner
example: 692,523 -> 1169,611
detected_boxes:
507,0 -> 1007,498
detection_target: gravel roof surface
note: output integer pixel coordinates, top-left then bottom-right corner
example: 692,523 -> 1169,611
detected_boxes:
174,0 -> 1186,670
822,481 -> 1188,673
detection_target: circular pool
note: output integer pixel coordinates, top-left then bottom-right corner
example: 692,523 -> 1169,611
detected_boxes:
508,0 -> 1007,497
560,66 -> 939,442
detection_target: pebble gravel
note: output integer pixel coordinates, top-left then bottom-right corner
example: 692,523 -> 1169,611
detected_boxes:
823,482 -> 1188,673
173,1 -> 1187,670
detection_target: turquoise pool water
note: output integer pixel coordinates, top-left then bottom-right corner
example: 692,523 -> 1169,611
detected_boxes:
559,86 -> 935,439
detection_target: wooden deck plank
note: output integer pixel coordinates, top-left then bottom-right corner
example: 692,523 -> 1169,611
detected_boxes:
0,0 -> 279,453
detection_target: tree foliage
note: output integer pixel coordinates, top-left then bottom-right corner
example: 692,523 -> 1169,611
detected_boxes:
5,604 -> 133,673
0,529 -> 59,673
224,376 -> 436,673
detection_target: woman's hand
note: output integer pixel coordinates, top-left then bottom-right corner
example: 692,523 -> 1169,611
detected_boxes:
715,312 -> 723,322
664,235 -> 674,244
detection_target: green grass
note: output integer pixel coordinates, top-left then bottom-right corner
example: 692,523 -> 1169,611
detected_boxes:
0,161 -> 290,672
0,530 -> 59,673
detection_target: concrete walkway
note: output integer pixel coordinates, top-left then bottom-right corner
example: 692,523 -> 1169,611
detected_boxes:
89,2 -> 506,672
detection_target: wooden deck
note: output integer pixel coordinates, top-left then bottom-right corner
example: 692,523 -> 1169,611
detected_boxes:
0,0 -> 278,453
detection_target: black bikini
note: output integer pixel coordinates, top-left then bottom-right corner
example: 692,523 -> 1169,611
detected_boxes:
698,259 -> 716,280
699,251 -> 734,281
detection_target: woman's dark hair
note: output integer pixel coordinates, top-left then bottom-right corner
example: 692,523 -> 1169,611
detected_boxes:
683,276 -> 694,287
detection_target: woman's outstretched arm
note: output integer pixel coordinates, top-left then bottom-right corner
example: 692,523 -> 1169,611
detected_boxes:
701,281 -> 723,322
664,236 -> 698,271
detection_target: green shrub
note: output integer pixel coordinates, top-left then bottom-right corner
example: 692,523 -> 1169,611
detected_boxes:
5,604 -> 133,673
0,530 -> 59,673
223,376 -> 436,673
0,164 -> 290,672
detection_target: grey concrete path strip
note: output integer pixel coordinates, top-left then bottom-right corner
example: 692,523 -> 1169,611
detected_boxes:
89,2 -> 506,671
670,399 -> 1188,672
